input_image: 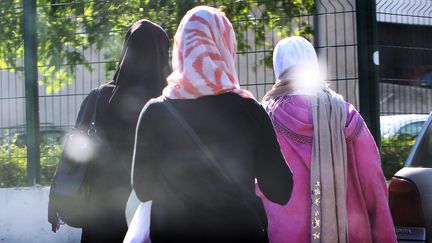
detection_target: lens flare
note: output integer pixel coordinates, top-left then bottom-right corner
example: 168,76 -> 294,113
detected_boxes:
63,131 -> 97,163
289,63 -> 326,94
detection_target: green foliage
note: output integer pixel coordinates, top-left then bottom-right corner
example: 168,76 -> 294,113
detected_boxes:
1,133 -> 412,186
0,135 -> 62,187
381,135 -> 417,179
39,143 -> 62,185
0,135 -> 27,187
0,0 -> 314,185
0,0 -> 314,93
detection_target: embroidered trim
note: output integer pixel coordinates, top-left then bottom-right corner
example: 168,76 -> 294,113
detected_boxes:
273,119 -> 314,144
267,97 -> 364,145
311,180 -> 321,240
273,116 -> 364,145
313,231 -> 320,240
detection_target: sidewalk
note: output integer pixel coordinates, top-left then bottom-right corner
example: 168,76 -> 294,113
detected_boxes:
0,186 -> 80,243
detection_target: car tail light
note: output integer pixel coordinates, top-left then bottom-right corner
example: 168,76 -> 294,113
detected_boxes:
388,177 -> 425,227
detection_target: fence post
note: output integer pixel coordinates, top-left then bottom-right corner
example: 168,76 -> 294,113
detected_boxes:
313,3 -> 320,49
356,0 -> 381,146
23,0 -> 40,185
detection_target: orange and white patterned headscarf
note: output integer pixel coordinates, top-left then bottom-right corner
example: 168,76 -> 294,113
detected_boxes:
162,6 -> 254,99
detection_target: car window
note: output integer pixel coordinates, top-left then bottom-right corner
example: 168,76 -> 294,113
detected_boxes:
398,121 -> 425,137
380,123 -> 392,135
13,130 -> 64,147
410,121 -> 432,168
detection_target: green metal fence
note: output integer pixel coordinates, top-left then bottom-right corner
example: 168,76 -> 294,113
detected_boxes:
1,0 -> 429,186
376,0 -> 432,178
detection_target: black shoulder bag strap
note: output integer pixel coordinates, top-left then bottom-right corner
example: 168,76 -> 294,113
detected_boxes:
163,100 -> 266,233
87,86 -> 102,135
90,85 -> 131,176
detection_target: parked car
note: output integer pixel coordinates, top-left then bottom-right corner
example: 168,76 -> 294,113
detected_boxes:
388,112 -> 432,243
381,114 -> 429,139
412,65 -> 432,87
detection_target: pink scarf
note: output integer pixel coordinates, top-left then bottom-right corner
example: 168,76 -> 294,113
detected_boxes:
162,6 -> 253,99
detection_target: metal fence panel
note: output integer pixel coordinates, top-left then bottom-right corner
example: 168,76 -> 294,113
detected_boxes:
3,0 -> 430,186
377,0 -> 432,177
0,1 -> 28,187
0,0 -> 359,186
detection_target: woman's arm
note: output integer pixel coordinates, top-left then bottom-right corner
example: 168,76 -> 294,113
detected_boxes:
131,101 -> 160,202
353,119 -> 397,243
254,106 -> 293,205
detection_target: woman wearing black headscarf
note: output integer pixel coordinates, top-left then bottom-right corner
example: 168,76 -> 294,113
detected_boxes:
80,20 -> 170,243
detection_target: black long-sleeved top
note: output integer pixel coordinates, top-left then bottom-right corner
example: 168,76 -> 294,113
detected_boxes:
132,93 -> 293,243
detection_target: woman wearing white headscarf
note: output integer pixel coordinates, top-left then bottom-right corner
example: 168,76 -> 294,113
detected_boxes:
257,36 -> 397,243
132,6 -> 293,243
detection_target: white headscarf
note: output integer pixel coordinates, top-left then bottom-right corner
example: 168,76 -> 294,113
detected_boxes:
274,36 -> 324,91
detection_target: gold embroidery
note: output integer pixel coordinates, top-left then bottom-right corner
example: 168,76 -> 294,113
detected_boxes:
312,181 -> 321,195
313,217 -> 320,228
311,180 -> 321,240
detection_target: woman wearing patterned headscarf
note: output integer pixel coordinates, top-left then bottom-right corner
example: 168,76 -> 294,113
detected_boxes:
257,36 -> 396,243
132,6 -> 293,243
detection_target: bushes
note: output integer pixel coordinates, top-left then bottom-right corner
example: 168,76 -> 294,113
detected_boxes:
380,135 -> 416,179
39,144 -> 62,185
0,133 -> 418,186
0,138 -> 27,187
0,135 -> 61,187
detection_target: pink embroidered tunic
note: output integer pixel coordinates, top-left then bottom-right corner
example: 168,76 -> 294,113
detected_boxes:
257,95 -> 397,243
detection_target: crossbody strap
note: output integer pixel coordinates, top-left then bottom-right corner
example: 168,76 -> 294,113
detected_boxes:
88,85 -> 131,175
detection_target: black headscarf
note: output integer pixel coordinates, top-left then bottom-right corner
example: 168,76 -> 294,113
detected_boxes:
103,20 -> 170,169
110,19 -> 170,120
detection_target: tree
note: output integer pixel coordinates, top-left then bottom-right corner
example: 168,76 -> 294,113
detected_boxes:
0,0 -> 314,93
